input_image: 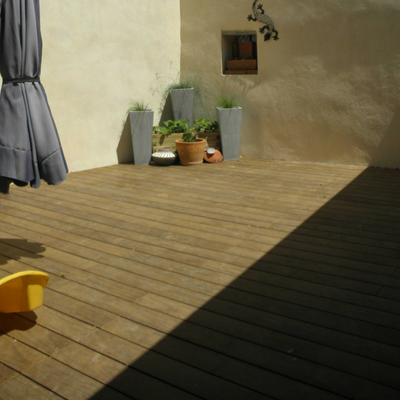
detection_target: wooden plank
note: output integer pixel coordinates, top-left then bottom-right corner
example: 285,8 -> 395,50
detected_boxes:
57,338 -> 266,400
59,170 -> 400,250
101,160 -> 400,206
53,343 -> 201,400
1,312 -> 206,400
2,238 -> 400,366
73,169 -> 400,238
76,169 -> 400,222
3,264 -> 400,398
16,259 -> 400,397
99,312 -> 398,387
2,260 -> 394,400
3,188 -> 393,288
3,257 -> 400,378
24,358 -> 131,400
74,169 -> 400,237
8,308 -> 346,400
0,375 -> 64,400
3,251 -> 400,381
0,313 -> 71,355
28,298 -> 400,398
38,288 -> 400,396
0,335 -> 47,373
377,286 -> 400,301
0,291 -> 277,398
38,172 -> 400,248
2,160 -> 400,400
7,188 -> 399,265
2,225 -> 400,372
10,184 -> 400,294
1,220 -> 400,340
41,288 -> 120,328
2,192 -> 390,298
23,299 -> 277,398
0,363 -> 19,385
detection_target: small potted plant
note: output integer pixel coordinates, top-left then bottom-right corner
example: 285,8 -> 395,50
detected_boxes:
175,121 -> 206,166
216,95 -> 242,161
154,119 -> 205,166
128,101 -> 153,165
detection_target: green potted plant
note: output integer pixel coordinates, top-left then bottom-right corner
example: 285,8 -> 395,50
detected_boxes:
194,119 -> 220,151
153,119 -> 206,166
216,95 -> 242,161
128,101 -> 153,165
175,122 -> 206,166
153,118 -> 217,165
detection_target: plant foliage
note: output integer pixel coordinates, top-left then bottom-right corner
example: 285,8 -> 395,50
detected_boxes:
216,94 -> 240,109
182,131 -> 197,143
162,76 -> 201,105
153,119 -> 191,135
127,101 -> 150,113
153,119 -> 199,143
194,119 -> 219,133
165,79 -> 195,91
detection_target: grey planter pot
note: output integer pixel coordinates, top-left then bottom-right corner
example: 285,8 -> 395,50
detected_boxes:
216,107 -> 242,161
129,110 -> 154,165
171,88 -> 194,125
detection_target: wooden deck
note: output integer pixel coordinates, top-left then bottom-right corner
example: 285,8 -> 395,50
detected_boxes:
0,159 -> 400,400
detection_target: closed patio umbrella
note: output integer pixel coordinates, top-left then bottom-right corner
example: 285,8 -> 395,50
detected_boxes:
0,0 -> 67,194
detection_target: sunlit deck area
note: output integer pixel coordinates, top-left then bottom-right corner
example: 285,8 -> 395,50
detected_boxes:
0,159 -> 400,400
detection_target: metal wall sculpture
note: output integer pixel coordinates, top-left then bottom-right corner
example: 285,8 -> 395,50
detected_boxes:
247,1 -> 279,41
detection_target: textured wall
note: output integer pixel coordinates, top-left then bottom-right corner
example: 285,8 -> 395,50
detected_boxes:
40,0 -> 181,172
181,0 -> 400,167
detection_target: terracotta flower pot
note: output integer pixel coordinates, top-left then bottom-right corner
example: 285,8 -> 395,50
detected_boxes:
204,148 -> 223,163
175,138 -> 206,166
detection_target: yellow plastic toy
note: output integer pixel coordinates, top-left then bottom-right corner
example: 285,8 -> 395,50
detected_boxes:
0,271 -> 49,313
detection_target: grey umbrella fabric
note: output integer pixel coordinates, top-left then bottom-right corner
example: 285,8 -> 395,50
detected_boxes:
0,0 -> 67,194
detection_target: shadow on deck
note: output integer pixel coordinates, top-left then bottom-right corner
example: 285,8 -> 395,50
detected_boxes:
89,167 -> 400,400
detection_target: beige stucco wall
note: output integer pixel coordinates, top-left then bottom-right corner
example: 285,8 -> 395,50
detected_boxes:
181,0 -> 400,167
41,0 -> 181,172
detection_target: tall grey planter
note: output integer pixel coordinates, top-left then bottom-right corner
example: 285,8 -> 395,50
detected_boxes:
129,110 -> 154,165
171,88 -> 194,125
217,107 -> 242,161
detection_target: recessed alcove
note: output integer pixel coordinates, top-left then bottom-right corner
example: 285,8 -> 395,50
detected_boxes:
221,30 -> 258,75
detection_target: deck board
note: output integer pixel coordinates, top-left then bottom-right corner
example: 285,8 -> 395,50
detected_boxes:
1,160 -> 400,399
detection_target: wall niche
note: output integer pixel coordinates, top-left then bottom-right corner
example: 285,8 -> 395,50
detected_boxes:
222,31 -> 258,75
